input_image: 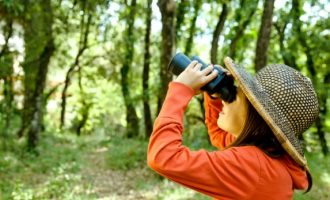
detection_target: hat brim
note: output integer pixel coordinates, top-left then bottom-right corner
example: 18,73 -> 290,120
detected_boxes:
223,57 -> 308,170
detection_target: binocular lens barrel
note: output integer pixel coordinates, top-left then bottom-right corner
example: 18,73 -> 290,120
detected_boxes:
168,53 -> 237,103
168,53 -> 191,75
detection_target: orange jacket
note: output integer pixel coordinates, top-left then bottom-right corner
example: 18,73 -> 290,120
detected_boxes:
148,82 -> 308,200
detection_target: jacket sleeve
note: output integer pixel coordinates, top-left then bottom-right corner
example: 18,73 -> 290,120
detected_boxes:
147,82 -> 260,199
203,92 -> 236,149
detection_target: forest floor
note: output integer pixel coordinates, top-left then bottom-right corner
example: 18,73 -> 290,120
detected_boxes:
80,134 -> 209,200
0,132 -> 329,200
82,146 -> 159,199
0,132 -> 208,200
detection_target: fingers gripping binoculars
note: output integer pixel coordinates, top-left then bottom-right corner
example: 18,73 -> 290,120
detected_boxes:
168,53 -> 237,103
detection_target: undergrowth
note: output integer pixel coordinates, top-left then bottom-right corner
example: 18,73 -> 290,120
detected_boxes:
0,130 -> 329,200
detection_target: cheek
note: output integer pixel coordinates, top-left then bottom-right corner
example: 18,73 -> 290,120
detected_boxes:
217,113 -> 232,132
217,110 -> 245,136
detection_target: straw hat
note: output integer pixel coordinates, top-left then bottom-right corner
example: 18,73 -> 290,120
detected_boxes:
223,57 -> 319,170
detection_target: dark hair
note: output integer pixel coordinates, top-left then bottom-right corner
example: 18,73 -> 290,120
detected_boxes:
227,101 -> 312,192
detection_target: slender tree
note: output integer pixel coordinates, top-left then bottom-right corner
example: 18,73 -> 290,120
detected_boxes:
273,19 -> 298,69
0,18 -> 14,129
183,0 -> 203,125
228,0 -> 258,58
315,72 -> 330,155
184,0 -> 202,55
121,0 -> 140,137
74,63 -> 92,136
210,3 -> 228,64
157,0 -> 176,113
291,0 -> 315,75
291,0 -> 328,155
143,0 -> 153,138
255,0 -> 275,71
18,0 -> 55,150
60,1 -> 92,129
0,19 -> 13,59
175,0 -> 188,44
0,18 -> 14,149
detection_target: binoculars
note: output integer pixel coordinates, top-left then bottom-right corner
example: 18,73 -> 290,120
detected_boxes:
168,53 -> 237,103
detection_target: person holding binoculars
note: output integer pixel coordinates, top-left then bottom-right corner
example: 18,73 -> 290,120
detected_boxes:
147,53 -> 319,199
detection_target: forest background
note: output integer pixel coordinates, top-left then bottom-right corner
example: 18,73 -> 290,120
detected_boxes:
0,0 -> 329,199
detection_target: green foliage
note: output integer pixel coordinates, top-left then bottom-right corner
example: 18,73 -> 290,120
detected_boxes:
294,153 -> 330,200
0,132 -> 94,200
0,127 -> 329,199
0,0 -> 329,199
0,0 -> 24,16
9,163 -> 89,200
106,136 -> 148,170
0,54 -> 13,79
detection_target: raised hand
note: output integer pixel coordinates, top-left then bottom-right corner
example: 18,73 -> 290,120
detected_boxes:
174,61 -> 218,94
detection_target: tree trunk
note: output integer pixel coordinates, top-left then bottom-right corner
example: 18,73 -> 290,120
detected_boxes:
317,73 -> 330,155
0,55 -> 14,151
143,0 -> 153,138
0,18 -> 14,140
255,0 -> 275,71
175,0 -> 188,44
291,0 -> 328,155
228,0 -> 258,58
75,66 -> 91,136
157,0 -> 176,113
181,0 -> 203,139
18,0 -> 55,150
210,3 -> 228,64
313,72 -> 329,155
60,1 -> 91,129
184,0 -> 202,55
0,18 -> 13,57
291,0 -> 315,75
273,22 -> 299,70
27,41 -> 54,150
121,0 -> 140,138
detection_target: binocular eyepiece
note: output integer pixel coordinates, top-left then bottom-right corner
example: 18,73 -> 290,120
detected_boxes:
168,53 -> 237,103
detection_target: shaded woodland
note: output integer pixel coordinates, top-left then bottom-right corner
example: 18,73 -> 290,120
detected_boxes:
0,0 -> 329,199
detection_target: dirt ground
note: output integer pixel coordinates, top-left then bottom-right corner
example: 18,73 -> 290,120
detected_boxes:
82,147 -> 163,200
